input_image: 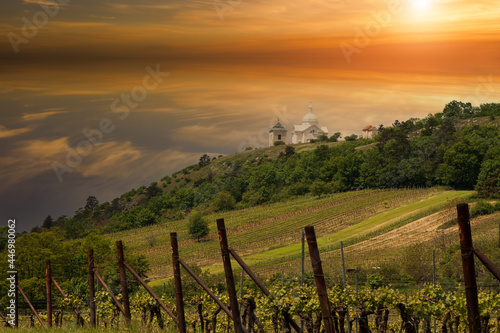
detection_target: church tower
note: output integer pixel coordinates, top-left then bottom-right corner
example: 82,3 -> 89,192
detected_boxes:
291,102 -> 329,144
269,121 -> 287,146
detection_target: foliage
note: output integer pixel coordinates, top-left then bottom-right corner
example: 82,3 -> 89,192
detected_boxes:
42,215 -> 54,230
310,180 -> 330,198
198,154 -> 211,167
470,200 -> 498,217
187,212 -> 209,241
27,101 -> 500,236
106,207 -> 159,232
209,191 -> 236,212
344,134 -> 358,141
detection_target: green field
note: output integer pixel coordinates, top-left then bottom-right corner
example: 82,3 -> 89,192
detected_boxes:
102,188 -> 474,287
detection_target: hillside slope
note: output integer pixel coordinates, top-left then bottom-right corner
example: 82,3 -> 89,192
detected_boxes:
103,188 -> 474,284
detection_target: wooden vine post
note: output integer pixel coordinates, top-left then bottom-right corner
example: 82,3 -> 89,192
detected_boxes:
88,249 -> 96,327
116,240 -> 132,323
305,225 -> 334,333
46,259 -> 52,328
217,218 -> 244,333
457,203 -> 481,333
170,232 -> 186,333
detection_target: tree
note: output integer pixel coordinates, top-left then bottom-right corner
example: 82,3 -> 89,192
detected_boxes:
330,132 -> 342,142
42,215 -> 53,230
310,180 -> 329,198
188,212 -> 209,241
30,225 -> 41,233
344,134 -> 358,141
209,192 -> 236,212
145,182 -> 162,199
199,154 -> 211,167
437,139 -> 482,189
285,146 -> 295,157
52,215 -> 67,229
317,135 -> 328,142
443,100 -> 473,119
64,217 -> 92,239
313,145 -> 330,161
85,196 -> 99,213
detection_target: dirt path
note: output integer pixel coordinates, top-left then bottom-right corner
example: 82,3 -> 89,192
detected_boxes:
344,207 -> 498,256
344,207 -> 457,255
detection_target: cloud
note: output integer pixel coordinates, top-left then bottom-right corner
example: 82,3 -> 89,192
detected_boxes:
22,0 -> 67,6
23,109 -> 69,121
77,140 -> 206,181
0,137 -> 69,189
50,21 -> 114,28
80,141 -> 144,178
0,125 -> 32,138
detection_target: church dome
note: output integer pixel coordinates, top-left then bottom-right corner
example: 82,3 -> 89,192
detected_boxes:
302,102 -> 318,125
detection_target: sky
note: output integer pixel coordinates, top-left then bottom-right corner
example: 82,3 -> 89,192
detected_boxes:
1,0 -> 499,232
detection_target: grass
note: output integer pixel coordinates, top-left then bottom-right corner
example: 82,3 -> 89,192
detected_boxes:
206,190 -> 473,271
103,188 -> 475,286
106,188 -> 441,286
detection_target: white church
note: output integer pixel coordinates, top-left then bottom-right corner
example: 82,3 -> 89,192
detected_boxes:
269,102 -> 329,146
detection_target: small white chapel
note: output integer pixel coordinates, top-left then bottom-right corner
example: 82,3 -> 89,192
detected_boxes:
291,102 -> 329,144
269,102 -> 329,146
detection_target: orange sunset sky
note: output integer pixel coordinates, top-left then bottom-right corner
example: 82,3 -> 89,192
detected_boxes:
0,0 -> 499,231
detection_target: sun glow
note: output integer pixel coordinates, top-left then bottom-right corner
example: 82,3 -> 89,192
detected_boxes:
413,0 -> 431,10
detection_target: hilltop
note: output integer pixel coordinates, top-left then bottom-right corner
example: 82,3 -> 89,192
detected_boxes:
29,100 -> 500,239
4,101 -> 500,310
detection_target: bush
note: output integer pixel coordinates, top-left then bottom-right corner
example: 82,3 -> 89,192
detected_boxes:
210,192 -> 236,212
188,212 -> 209,241
310,180 -> 331,198
471,200 -> 496,217
287,182 -> 310,196
344,134 -> 358,141
274,141 -> 285,146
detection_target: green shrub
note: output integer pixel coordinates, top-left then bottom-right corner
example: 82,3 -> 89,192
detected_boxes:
210,192 -> 236,212
188,212 -> 209,241
471,200 -> 495,218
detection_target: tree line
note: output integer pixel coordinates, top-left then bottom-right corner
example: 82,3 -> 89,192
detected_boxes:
28,101 -> 500,237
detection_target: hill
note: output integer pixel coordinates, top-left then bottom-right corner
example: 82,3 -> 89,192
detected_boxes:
28,101 -> 500,240
103,188 -> 475,283
4,101 -> 500,319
